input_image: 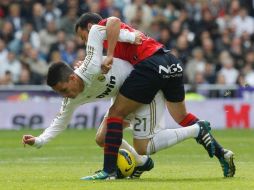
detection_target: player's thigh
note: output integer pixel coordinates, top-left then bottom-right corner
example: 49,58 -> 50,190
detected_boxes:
131,91 -> 166,154
163,81 -> 187,123
108,93 -> 143,118
166,100 -> 187,123
160,55 -> 187,123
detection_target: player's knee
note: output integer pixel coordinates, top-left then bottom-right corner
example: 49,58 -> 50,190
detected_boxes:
95,133 -> 105,147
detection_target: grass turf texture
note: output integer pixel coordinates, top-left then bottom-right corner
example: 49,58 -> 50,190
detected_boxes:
0,129 -> 253,190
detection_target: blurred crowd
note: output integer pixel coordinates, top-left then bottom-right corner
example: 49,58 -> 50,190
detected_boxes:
0,0 -> 254,96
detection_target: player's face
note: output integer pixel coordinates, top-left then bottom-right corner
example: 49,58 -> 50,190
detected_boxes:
76,27 -> 89,44
52,75 -> 81,99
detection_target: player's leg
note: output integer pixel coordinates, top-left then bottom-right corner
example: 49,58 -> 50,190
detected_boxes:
161,52 -> 235,177
95,64 -> 161,179
131,92 -> 200,176
95,117 -> 148,167
166,100 -> 235,177
135,124 -> 200,154
156,53 -> 215,158
80,96 -> 143,180
166,101 -> 215,157
129,92 -> 197,177
81,113 -> 148,180
100,94 -> 142,177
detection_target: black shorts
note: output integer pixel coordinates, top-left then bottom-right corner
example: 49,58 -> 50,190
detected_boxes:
119,50 -> 185,104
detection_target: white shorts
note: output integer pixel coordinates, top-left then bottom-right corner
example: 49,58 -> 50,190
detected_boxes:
127,91 -> 166,139
102,91 -> 166,139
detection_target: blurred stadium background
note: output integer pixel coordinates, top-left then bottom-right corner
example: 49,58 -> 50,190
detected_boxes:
0,0 -> 254,129
1,1 -> 254,189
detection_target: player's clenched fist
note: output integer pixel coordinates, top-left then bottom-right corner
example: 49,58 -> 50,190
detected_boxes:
101,56 -> 113,74
22,135 -> 35,146
73,60 -> 83,69
133,31 -> 143,45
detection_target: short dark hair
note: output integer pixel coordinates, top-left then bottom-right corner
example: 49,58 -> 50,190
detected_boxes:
75,12 -> 103,33
47,61 -> 74,87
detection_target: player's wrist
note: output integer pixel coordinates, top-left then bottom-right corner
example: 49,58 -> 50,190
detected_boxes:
32,137 -> 43,148
129,32 -> 136,43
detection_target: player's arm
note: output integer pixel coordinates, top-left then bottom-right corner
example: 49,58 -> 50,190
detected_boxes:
22,98 -> 77,148
74,25 -> 104,84
102,17 -> 120,74
102,18 -> 142,74
104,17 -> 142,51
75,25 -> 138,82
105,17 -> 120,60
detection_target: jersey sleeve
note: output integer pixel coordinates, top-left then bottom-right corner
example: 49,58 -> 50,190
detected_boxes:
98,19 -> 136,43
74,25 -> 104,85
33,98 -> 77,148
74,25 -> 135,84
118,29 -> 135,43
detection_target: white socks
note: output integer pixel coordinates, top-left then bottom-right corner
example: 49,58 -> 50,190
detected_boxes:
146,123 -> 200,155
120,139 -> 148,166
119,124 -> 200,164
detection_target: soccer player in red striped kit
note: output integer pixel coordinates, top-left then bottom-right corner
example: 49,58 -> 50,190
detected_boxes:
75,12 -> 235,180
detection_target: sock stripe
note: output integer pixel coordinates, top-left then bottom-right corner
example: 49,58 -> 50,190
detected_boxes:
151,139 -> 156,154
179,113 -> 199,127
106,124 -> 123,130
107,117 -> 123,124
104,143 -> 121,148
104,117 -> 123,173
107,129 -> 123,133
149,100 -> 156,136
105,151 -> 118,156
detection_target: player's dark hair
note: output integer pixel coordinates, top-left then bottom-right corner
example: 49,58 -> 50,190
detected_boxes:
75,12 -> 103,33
47,61 -> 74,87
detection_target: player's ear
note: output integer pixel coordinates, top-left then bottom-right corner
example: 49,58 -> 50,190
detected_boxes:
87,23 -> 93,31
69,74 -> 76,81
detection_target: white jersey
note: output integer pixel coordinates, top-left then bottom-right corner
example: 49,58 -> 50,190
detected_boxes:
34,58 -> 133,148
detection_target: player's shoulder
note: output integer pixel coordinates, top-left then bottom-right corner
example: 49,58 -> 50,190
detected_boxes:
98,18 -> 107,26
90,24 -> 106,32
88,25 -> 106,40
99,17 -> 132,31
98,17 -> 120,25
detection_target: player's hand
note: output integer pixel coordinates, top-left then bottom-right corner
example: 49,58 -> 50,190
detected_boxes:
73,60 -> 83,69
133,31 -> 143,45
101,56 -> 113,74
22,135 -> 36,146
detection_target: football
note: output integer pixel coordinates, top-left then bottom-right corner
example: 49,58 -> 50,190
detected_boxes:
117,149 -> 136,177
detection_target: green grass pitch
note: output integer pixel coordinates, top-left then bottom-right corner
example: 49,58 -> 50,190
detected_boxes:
0,129 -> 253,190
